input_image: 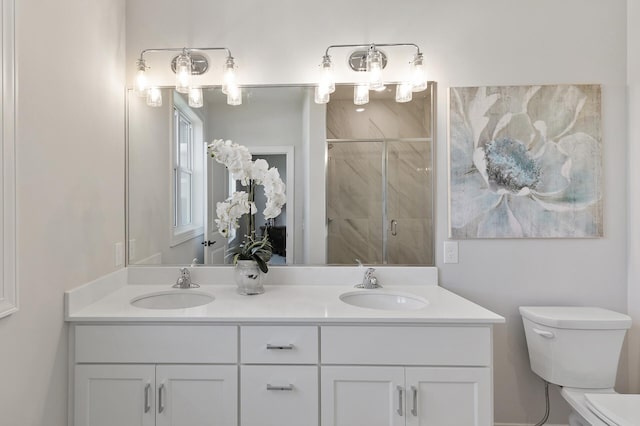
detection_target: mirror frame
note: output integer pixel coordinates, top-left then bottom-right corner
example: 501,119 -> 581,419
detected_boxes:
1,0 -> 17,318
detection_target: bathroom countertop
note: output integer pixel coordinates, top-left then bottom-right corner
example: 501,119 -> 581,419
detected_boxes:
65,282 -> 505,324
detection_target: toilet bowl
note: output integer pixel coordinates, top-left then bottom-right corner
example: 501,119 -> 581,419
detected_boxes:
519,306 -> 636,426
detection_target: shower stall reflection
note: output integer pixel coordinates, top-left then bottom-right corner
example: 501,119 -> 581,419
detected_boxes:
325,83 -> 434,265
327,140 -> 433,264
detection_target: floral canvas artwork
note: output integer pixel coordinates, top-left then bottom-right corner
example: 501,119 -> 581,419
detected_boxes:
449,84 -> 602,238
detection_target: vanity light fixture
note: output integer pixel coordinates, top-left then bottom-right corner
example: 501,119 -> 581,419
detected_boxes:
134,46 -> 242,107
315,42 -> 428,105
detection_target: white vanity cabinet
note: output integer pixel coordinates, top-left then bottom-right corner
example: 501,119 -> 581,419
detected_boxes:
74,364 -> 155,426
240,326 -> 319,426
70,323 -> 495,426
75,364 -> 237,426
320,366 -> 490,426
320,326 -> 493,426
71,325 -> 238,426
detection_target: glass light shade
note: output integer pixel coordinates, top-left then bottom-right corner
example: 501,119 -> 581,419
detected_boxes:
146,87 -> 162,107
314,85 -> 330,104
395,82 -> 413,103
227,85 -> 242,106
188,87 -> 203,108
134,68 -> 147,97
175,53 -> 192,94
222,57 -> 237,95
411,53 -> 428,92
354,84 -> 369,105
319,56 -> 335,94
366,50 -> 384,91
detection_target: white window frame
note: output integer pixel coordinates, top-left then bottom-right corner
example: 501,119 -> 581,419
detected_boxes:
174,108 -> 193,227
0,0 -> 16,318
169,94 -> 204,247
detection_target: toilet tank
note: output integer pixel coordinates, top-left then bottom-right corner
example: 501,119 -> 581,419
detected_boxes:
519,306 -> 631,389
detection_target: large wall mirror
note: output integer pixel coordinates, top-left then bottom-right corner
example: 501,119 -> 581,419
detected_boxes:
126,83 -> 435,267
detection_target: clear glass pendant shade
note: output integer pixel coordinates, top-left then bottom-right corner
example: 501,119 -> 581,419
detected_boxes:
314,85 -> 330,104
227,85 -> 242,106
222,57 -> 237,95
146,87 -> 162,107
366,49 -> 384,91
354,83 -> 369,105
188,87 -> 203,108
134,60 -> 148,97
395,82 -> 413,103
411,53 -> 428,92
175,53 -> 192,94
319,55 -> 335,95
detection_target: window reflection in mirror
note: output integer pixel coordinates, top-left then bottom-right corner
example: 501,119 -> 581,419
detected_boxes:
126,84 -> 434,267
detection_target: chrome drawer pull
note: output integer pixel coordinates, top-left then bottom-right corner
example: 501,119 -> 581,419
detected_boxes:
397,385 -> 404,416
266,344 -> 294,350
144,383 -> 151,413
266,384 -> 294,391
411,386 -> 418,416
158,383 -> 165,413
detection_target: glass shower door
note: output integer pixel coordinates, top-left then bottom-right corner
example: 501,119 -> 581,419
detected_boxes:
326,140 -> 433,265
386,140 -> 433,265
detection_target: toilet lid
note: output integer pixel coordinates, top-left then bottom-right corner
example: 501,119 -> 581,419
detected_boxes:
585,394 -> 640,426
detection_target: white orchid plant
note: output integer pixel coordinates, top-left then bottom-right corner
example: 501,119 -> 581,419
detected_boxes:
208,139 -> 286,272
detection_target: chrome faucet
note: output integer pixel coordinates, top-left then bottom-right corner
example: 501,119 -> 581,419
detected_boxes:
173,267 -> 199,289
356,267 -> 381,289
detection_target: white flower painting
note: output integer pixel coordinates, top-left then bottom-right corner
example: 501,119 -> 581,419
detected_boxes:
449,84 -> 602,238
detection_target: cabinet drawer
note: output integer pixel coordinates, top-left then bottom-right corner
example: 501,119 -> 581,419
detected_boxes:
75,325 -> 237,363
321,326 -> 491,366
241,326 -> 318,364
241,365 -> 318,426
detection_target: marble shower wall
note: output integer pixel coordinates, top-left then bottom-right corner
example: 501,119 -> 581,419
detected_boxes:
326,86 -> 434,264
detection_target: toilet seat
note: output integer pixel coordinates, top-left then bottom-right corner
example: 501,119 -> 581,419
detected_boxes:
562,388 -> 610,426
585,394 -> 640,426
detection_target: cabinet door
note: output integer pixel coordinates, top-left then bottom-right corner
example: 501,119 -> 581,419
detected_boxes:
405,367 -> 491,426
74,364 -> 155,426
155,365 -> 237,426
241,365 -> 318,426
321,366 -> 405,426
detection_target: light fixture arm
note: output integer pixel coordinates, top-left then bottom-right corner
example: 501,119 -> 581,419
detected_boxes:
323,42 -> 421,57
138,46 -> 234,63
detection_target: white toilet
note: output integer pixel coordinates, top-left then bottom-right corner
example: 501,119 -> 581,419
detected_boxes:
520,306 -> 640,426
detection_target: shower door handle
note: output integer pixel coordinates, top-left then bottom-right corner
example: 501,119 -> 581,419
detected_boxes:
390,219 -> 398,236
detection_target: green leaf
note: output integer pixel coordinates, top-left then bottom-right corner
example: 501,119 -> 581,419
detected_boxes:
251,253 -> 269,273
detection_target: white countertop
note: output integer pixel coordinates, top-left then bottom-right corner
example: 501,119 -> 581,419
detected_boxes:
66,276 -> 504,324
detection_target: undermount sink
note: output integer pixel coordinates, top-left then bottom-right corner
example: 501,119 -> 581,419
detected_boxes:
339,290 -> 428,311
131,290 -> 214,310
